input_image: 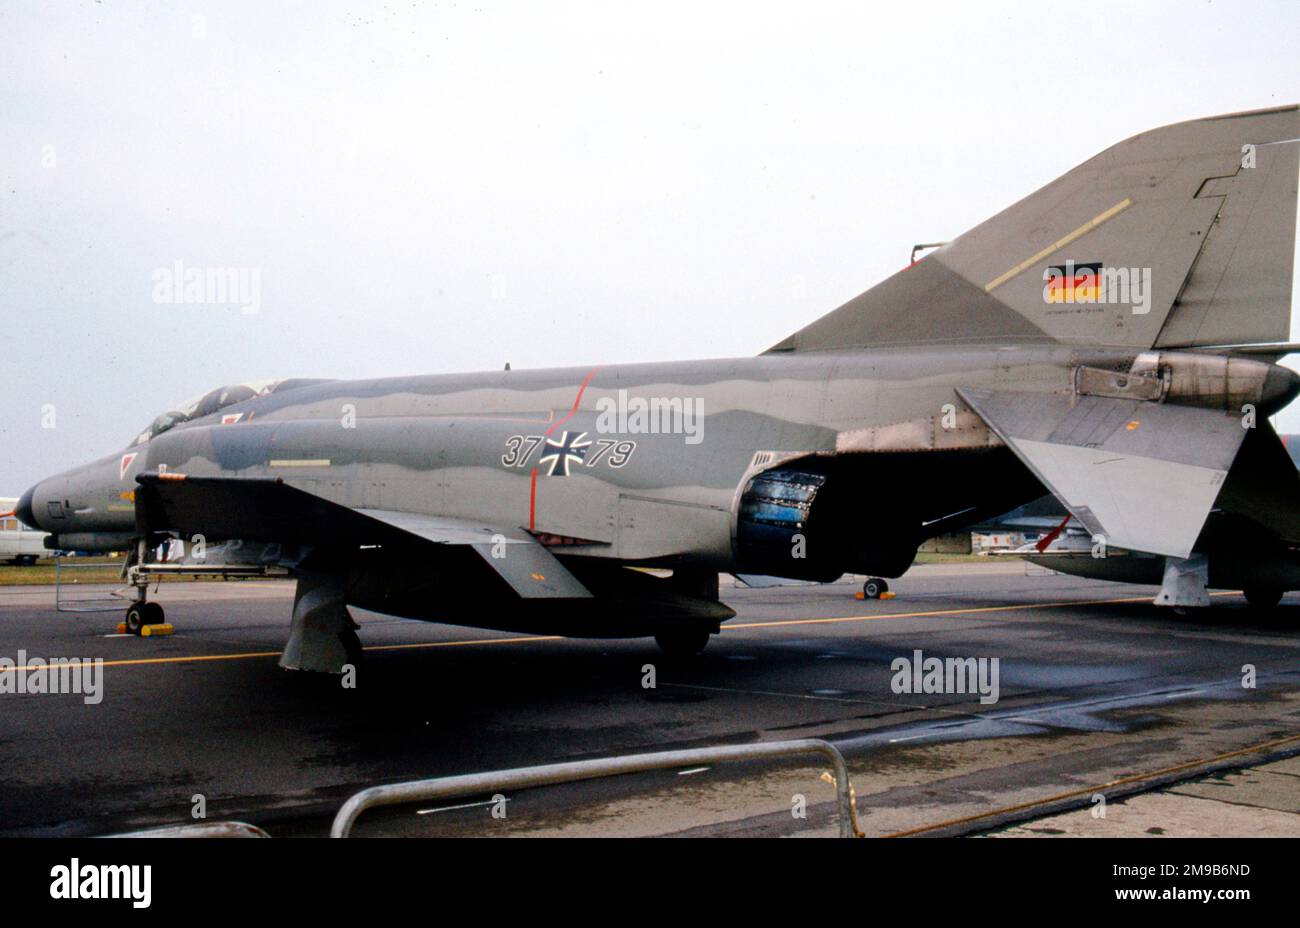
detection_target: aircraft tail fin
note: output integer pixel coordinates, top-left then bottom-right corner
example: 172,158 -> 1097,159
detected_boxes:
768,105 -> 1299,353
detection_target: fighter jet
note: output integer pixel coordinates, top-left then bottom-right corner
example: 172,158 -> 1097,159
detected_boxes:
15,106 -> 1300,671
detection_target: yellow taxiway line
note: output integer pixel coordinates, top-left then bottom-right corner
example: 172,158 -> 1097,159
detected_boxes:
0,590 -> 1222,674
723,593 -> 1162,631
0,635 -> 564,673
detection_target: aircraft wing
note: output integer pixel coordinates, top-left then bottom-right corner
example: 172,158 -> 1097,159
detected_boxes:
957,388 -> 1249,558
353,508 -> 592,598
134,473 -> 592,598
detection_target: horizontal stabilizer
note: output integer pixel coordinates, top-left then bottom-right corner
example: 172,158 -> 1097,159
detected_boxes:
958,389 -> 1249,558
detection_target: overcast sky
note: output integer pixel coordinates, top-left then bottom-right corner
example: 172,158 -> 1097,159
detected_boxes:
2,1 -> 1298,491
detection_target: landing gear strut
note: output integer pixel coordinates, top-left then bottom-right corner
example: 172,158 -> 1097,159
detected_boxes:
123,538 -> 165,635
280,571 -> 361,674
1154,555 -> 1211,609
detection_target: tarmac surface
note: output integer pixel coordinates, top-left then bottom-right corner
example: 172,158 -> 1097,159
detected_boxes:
1,561 -> 1298,837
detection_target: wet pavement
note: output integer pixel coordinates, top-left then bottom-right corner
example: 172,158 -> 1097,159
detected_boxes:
0,562 -> 1297,837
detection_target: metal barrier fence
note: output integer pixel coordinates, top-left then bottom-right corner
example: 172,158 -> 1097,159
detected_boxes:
106,821 -> 269,838
53,557 -> 131,613
331,737 -> 856,838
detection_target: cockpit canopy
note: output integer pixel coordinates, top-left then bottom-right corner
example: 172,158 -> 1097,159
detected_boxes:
132,380 -> 282,446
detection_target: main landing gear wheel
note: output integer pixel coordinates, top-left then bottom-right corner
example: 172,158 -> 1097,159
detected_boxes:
1244,586 -> 1284,610
654,626 -> 711,657
124,602 -> 164,635
863,578 -> 889,599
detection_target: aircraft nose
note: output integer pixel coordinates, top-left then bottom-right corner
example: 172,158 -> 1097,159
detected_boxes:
14,485 -> 37,530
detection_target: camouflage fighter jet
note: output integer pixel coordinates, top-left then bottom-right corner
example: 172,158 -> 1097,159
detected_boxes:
13,106 -> 1300,670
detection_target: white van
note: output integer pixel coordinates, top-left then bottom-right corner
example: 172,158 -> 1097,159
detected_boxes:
0,497 -> 49,565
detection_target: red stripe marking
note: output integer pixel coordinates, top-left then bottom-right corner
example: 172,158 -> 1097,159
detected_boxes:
545,366 -> 603,436
1035,513 -> 1072,553
528,467 -> 538,531
530,365 -> 603,531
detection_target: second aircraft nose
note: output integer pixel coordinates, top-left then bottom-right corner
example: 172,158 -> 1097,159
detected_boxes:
14,485 -> 37,530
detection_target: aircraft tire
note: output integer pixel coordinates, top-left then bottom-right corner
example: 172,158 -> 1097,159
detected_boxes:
654,627 -> 711,657
125,604 -> 146,635
1244,586 -> 1284,610
863,578 -> 888,599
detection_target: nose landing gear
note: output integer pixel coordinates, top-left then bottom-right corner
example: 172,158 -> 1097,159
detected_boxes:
122,538 -> 167,636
